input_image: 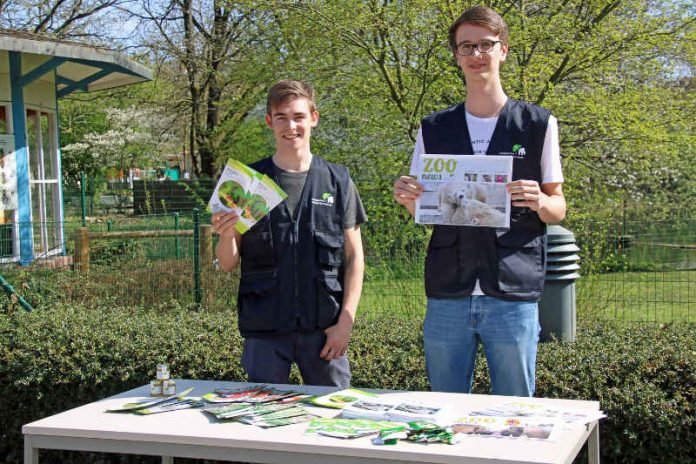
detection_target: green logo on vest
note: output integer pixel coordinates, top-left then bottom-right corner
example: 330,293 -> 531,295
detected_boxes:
512,144 -> 527,158
313,192 -> 335,206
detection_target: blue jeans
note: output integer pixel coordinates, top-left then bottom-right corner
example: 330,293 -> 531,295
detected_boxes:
423,296 -> 540,396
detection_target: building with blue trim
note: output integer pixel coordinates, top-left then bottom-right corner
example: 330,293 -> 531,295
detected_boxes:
0,30 -> 152,265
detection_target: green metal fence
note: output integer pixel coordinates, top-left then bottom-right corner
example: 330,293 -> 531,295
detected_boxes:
0,212 -> 693,323
1,171 -> 694,322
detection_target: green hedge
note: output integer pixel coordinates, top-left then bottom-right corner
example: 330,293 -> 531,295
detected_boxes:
1,305 -> 694,463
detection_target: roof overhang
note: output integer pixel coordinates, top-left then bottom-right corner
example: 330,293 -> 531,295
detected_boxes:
0,29 -> 152,97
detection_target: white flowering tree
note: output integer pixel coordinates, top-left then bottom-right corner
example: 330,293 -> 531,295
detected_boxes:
62,105 -> 179,182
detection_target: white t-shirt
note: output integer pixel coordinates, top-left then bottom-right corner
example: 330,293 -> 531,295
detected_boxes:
409,109 -> 564,295
410,113 -> 563,183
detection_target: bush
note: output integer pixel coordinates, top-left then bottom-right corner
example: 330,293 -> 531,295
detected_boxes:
1,305 -> 694,463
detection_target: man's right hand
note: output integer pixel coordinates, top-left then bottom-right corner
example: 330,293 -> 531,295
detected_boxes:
212,212 -> 240,238
393,175 -> 424,217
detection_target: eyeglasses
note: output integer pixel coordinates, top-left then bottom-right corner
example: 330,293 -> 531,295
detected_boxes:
455,40 -> 501,56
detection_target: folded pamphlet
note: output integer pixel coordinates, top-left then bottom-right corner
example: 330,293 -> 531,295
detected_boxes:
134,398 -> 204,415
341,397 -> 400,421
106,387 -> 195,413
305,418 -> 405,439
341,396 -> 448,424
208,159 -> 287,234
308,388 -> 377,409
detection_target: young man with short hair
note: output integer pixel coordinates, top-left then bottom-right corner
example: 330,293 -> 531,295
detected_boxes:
213,79 -> 366,387
393,6 -> 566,396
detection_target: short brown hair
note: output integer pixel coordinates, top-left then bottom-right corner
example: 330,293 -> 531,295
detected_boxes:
448,6 -> 509,51
266,79 -> 316,115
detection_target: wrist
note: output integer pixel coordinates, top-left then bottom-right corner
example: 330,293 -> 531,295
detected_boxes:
337,310 -> 355,328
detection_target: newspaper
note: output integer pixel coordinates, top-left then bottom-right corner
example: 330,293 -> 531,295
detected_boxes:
468,401 -> 607,425
452,415 -> 562,441
414,154 -> 513,228
208,159 -> 287,234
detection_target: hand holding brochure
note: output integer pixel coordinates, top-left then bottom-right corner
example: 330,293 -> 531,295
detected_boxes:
414,154 -> 513,228
208,159 -> 287,234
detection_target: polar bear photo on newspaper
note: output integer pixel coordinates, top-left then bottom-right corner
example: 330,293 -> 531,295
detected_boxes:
437,182 -> 506,227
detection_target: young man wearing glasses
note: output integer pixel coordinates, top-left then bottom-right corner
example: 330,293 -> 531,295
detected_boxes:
213,80 -> 366,387
393,6 -> 566,397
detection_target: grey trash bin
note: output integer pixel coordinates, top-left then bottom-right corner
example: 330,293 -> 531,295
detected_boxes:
539,225 -> 580,342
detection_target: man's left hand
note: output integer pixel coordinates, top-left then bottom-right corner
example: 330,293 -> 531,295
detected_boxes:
507,179 -> 546,211
320,318 -> 353,361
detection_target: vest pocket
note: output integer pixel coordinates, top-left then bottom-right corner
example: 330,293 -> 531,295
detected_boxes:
425,227 -> 459,294
315,270 -> 342,328
315,230 -> 344,267
241,228 -> 275,269
238,271 -> 278,331
496,231 -> 544,293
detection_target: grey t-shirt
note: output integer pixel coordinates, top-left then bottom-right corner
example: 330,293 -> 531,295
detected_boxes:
273,164 -> 367,228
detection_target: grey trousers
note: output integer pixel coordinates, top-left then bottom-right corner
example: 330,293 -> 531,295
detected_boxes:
241,330 -> 351,387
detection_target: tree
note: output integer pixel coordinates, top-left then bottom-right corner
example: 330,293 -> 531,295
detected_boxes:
132,0 -> 284,178
62,104 -> 178,182
269,0 -> 694,219
0,0 -> 131,43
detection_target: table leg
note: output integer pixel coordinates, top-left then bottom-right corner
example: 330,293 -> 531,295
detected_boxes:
162,456 -> 173,464
24,436 -> 38,464
587,421 -> 600,464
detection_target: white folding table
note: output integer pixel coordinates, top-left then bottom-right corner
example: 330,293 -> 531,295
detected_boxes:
23,379 -> 600,464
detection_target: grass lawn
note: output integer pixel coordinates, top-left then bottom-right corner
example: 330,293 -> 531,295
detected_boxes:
576,270 -> 695,322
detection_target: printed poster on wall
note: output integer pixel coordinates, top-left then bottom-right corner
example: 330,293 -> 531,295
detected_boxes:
0,134 -> 17,211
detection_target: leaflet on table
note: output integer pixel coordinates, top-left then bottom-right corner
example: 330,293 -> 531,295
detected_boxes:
308,388 -> 377,409
452,415 -> 563,441
468,401 -> 607,425
414,154 -> 512,228
208,159 -> 287,234
106,387 -> 195,412
305,418 -> 405,439
134,398 -> 204,415
341,397 -> 449,425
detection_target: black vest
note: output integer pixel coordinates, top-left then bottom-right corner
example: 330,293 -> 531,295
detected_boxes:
422,99 -> 550,301
237,155 -> 350,336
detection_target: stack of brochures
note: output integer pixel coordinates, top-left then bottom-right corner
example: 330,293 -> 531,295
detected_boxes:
201,384 -> 310,404
208,159 -> 287,234
203,402 -> 318,428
